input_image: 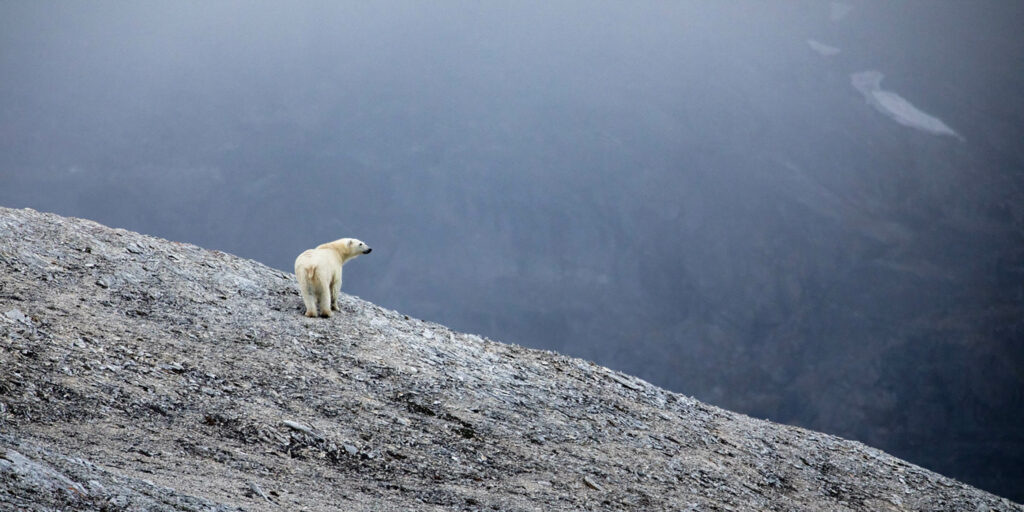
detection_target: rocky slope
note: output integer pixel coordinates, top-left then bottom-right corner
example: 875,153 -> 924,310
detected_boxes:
0,206 -> 1019,512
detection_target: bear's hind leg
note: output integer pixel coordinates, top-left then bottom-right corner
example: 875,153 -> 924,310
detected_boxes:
302,293 -> 318,317
317,277 -> 333,318
331,277 -> 342,311
298,275 -> 319,317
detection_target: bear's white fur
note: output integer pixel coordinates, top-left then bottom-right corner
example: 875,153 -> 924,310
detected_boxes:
294,238 -> 371,318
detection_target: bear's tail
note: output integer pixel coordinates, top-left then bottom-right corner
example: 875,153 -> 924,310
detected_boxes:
303,267 -> 318,295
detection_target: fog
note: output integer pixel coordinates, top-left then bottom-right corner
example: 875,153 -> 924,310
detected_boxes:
2,1 -> 1022,501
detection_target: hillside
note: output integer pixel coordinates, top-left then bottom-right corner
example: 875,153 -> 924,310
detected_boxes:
0,206 -> 1019,511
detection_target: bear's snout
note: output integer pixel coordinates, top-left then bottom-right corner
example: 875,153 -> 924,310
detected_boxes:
363,247 -> 372,254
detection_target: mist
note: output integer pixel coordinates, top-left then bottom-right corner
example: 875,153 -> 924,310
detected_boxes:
2,1 -> 1022,501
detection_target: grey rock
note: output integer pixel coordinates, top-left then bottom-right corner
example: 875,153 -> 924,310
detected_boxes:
583,475 -> 604,492
0,206 -> 1020,512
282,420 -> 316,437
4,308 -> 30,324
87,479 -> 107,496
1,447 -> 88,497
247,481 -> 271,502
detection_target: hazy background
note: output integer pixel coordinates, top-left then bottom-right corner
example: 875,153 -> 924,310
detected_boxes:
2,0 -> 1022,501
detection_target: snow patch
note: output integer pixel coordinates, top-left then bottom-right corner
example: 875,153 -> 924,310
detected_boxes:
830,2 -> 854,22
851,70 -> 962,140
807,39 -> 841,57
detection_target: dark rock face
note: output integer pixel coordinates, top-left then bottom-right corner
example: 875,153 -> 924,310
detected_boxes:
0,206 -> 1019,511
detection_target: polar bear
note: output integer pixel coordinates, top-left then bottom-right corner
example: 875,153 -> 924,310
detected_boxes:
294,238 -> 372,318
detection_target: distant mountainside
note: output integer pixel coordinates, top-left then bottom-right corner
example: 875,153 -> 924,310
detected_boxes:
1,206 -> 1019,511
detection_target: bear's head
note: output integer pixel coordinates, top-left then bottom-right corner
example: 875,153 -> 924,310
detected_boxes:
344,238 -> 372,257
322,237 -> 372,262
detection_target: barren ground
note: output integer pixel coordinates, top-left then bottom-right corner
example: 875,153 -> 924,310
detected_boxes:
1,207 -> 1019,511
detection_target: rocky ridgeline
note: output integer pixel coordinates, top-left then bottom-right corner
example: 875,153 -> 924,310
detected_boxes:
0,206 -> 1018,512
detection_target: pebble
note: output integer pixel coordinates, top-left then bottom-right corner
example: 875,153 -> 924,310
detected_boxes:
87,479 -> 106,495
248,481 -> 272,502
3,309 -> 30,324
282,420 -> 316,437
